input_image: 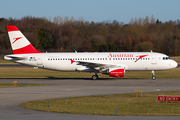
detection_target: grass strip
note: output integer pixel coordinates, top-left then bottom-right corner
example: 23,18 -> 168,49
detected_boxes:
0,83 -> 49,88
0,59 -> 17,64
0,67 -> 179,79
20,91 -> 180,116
171,56 -> 180,64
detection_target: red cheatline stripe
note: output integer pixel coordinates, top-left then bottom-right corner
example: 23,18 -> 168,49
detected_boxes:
6,25 -> 19,32
13,44 -> 41,54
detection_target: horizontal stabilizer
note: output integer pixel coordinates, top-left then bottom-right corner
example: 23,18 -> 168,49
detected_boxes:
4,55 -> 26,61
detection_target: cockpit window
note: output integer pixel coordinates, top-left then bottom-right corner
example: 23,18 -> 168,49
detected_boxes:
163,57 -> 171,60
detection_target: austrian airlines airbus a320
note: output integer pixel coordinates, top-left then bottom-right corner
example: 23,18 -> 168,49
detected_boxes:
4,25 -> 178,80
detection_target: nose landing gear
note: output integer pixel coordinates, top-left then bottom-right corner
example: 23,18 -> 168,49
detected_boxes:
152,70 -> 156,80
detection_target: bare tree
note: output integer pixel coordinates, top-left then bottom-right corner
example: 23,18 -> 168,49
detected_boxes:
144,16 -> 149,25
129,18 -> 134,25
150,15 -> 155,24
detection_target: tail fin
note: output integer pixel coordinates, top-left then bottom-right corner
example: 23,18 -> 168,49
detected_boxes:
6,25 -> 41,54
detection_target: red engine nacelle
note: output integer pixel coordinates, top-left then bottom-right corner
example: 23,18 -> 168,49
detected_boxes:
108,68 -> 125,77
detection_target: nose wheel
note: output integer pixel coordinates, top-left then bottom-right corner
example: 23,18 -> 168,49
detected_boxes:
152,70 -> 156,80
152,76 -> 156,80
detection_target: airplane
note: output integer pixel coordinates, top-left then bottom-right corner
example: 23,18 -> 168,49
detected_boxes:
4,25 -> 178,80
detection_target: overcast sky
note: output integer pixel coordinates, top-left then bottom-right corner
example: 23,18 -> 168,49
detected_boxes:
0,0 -> 179,23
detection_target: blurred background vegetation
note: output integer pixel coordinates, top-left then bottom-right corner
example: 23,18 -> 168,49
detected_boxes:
0,16 -> 180,56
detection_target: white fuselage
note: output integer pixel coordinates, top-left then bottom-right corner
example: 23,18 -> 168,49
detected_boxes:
4,52 -> 178,72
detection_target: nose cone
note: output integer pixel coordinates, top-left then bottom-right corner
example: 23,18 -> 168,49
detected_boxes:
172,60 -> 178,68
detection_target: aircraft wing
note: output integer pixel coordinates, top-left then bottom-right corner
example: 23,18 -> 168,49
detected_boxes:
71,59 -> 126,71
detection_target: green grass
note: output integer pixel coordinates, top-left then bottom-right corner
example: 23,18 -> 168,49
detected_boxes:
0,83 -> 49,88
0,67 -> 179,79
0,59 -> 17,64
171,56 -> 180,64
20,91 -> 180,116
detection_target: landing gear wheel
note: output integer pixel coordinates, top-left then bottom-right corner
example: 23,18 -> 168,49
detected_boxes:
92,75 -> 98,80
152,76 -> 156,80
151,70 -> 156,80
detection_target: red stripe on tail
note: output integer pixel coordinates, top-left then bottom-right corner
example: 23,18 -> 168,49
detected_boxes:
6,25 -> 19,32
13,44 -> 41,54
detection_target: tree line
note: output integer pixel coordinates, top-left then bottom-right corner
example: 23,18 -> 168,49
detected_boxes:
0,16 -> 180,56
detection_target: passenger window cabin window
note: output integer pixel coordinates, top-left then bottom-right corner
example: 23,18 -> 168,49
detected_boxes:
109,58 -> 111,60
163,57 -> 171,60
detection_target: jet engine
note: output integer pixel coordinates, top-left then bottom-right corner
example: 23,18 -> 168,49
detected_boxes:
102,68 -> 125,77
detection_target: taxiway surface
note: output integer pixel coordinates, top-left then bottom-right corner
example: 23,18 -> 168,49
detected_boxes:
0,78 -> 180,120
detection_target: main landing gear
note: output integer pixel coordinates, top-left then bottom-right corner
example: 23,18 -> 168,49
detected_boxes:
92,74 -> 98,80
152,70 -> 156,80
